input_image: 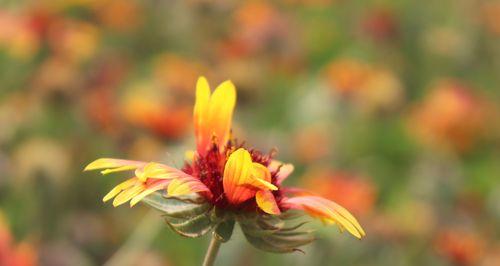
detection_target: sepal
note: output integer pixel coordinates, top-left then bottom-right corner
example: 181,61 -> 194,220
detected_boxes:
142,192 -> 215,238
214,219 -> 235,242
238,211 -> 315,253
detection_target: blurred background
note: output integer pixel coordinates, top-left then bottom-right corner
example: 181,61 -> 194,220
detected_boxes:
0,0 -> 499,265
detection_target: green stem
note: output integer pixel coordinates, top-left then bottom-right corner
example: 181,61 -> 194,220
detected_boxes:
202,233 -> 222,266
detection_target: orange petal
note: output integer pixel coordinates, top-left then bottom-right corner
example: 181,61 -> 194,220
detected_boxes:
283,196 -> 365,239
256,190 -> 281,215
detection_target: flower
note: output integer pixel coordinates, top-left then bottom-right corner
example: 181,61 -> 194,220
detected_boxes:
407,80 -> 486,152
434,228 -> 485,265
120,81 -> 192,139
0,212 -> 38,266
300,168 -> 377,216
85,76 -> 365,253
360,7 -> 399,43
0,9 -> 40,60
323,58 -> 404,113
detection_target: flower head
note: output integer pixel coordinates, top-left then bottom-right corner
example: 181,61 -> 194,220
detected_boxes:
85,76 -> 365,252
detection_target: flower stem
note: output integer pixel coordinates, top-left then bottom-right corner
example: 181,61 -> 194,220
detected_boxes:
202,233 -> 222,266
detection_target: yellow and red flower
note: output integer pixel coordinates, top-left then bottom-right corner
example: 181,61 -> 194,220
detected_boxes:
85,76 -> 365,247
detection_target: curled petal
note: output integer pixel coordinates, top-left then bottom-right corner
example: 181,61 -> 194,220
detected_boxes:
256,190 -> 281,215
269,160 -> 294,185
84,158 -> 146,174
194,76 -> 236,155
223,148 -> 276,204
223,148 -> 254,204
282,196 -> 365,239
249,163 -> 277,190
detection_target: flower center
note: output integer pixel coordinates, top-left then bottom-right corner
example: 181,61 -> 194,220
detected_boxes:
182,140 -> 283,211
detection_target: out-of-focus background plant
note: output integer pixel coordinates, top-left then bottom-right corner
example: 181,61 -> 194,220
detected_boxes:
0,0 -> 499,265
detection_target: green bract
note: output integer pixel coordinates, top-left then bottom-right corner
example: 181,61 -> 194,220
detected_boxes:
142,192 -> 315,253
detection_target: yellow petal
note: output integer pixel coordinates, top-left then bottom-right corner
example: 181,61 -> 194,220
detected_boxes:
102,178 -> 137,202
113,185 -> 144,207
249,163 -> 277,191
84,158 -> 145,172
193,77 -> 237,155
167,179 -> 192,196
130,181 -> 169,207
135,162 -> 179,181
283,196 -> 365,239
208,80 -> 236,148
101,165 -> 137,175
256,190 -> 281,215
194,76 -> 211,154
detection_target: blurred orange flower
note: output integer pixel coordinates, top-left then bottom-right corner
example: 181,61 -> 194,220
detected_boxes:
292,124 -> 332,163
434,228 -> 485,266
323,58 -> 404,112
94,0 -> 142,32
480,2 -> 500,35
301,168 -> 377,216
408,80 -> 487,152
0,213 -> 37,266
0,10 -> 40,59
48,19 -> 99,62
223,1 -> 294,58
324,58 -> 370,95
153,54 -> 207,94
121,81 -> 192,139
